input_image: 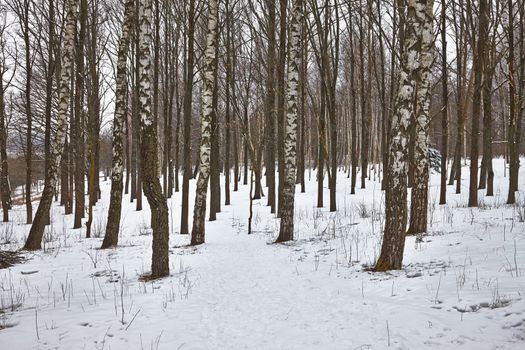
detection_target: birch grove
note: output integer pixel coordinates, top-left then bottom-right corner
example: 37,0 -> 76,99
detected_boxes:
0,0 -> 524,342
0,0 -> 519,278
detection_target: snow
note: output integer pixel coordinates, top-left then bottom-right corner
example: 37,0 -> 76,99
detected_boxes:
1,158 -> 524,349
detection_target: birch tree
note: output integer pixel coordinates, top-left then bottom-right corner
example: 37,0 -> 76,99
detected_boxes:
308,0 -> 340,212
439,0 -> 448,205
180,0 -> 196,235
467,0 -> 488,207
191,0 -> 218,246
264,0 -> 277,214
101,0 -> 135,249
44,0 -> 56,225
408,0 -> 435,235
0,15 -> 13,223
86,0 -> 102,237
73,0 -> 87,230
448,1 -> 466,194
277,0 -> 287,216
276,0 -> 302,243
358,1 -> 369,191
138,0 -> 169,277
375,0 -> 434,271
507,0 -> 519,204
24,0 -> 79,250
479,0 -> 498,196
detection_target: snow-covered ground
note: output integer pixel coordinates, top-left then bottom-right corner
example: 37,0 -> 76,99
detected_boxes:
1,158 -> 524,349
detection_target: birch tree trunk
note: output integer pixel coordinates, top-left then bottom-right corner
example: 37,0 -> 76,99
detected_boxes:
125,98 -> 130,195
408,0 -> 434,235
180,0 -> 196,235
277,0 -> 287,217
358,3 -> 369,190
21,0 -> 33,225
276,0 -> 302,243
134,0 -> 143,212
481,64 -> 494,196
479,0 -> 494,196
173,41 -> 181,194
191,0 -> 218,246
224,0 -> 233,206
73,0 -> 87,230
377,0 -> 388,193
60,138 -> 71,210
468,0 -> 488,207
449,2 -> 465,194
328,2 -> 339,213
43,0 -> 55,225
0,58 -> 11,222
264,0 -> 277,213
101,0 -> 135,249
24,0 -> 79,251
298,6 -> 307,194
230,21 -> 239,193
86,1 -> 101,237
209,24 -> 221,221
138,0 -> 169,277
317,88 -> 325,208
439,0 -> 448,205
507,0 -> 518,204
518,0 -> 524,195
375,0 -> 432,271
348,10 -> 357,195
130,34 -> 137,203
163,2 -> 172,197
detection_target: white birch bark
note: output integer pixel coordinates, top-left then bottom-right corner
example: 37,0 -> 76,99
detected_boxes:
409,0 -> 434,234
375,0 -> 433,270
191,0 -> 219,245
138,0 -> 170,277
276,0 -> 302,243
102,0 -> 135,248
